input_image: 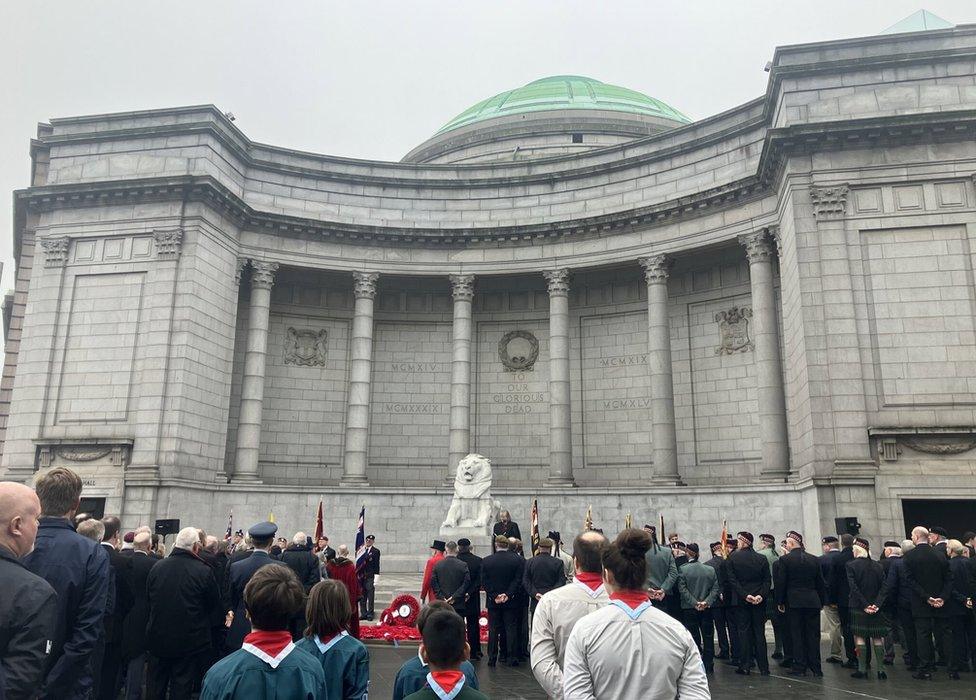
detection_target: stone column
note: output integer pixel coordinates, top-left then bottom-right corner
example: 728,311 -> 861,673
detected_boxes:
544,269 -> 575,485
740,230 -> 790,478
447,274 -> 475,477
341,272 -> 379,485
233,260 -> 278,483
640,255 -> 682,484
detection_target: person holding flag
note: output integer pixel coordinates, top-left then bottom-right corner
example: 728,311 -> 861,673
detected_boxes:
357,535 -> 380,621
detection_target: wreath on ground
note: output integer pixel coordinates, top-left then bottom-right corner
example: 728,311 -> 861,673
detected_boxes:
379,594 -> 421,627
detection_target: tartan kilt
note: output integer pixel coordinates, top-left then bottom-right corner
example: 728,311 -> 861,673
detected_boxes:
851,609 -> 889,638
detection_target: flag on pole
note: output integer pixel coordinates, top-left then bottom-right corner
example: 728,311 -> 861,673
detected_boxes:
530,499 -> 540,556
224,510 -> 233,540
354,505 -> 367,572
268,511 -> 276,524
660,515 -> 666,545
624,513 -> 632,530
313,499 -> 324,543
584,505 -> 593,532
720,520 -> 729,559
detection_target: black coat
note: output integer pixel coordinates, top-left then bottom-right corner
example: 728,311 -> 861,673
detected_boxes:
832,548 -> 854,606
146,548 -> 221,658
457,550 -> 483,606
431,556 -> 471,605
358,546 -> 380,577
883,556 -> 913,610
280,545 -> 320,592
523,554 -> 566,600
120,551 -> 156,660
946,556 -> 976,616
774,548 -> 826,609
703,555 -> 730,607
903,542 -> 953,618
226,550 -> 278,650
101,544 -> 133,645
481,550 -> 525,609
846,557 -> 889,609
492,521 -> 522,550
23,517 -> 109,700
0,545 -> 57,700
725,547 -> 771,605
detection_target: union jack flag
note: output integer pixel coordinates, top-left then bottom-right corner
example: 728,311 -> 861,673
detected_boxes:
354,505 -> 367,571
530,499 -> 540,556
224,510 -> 233,540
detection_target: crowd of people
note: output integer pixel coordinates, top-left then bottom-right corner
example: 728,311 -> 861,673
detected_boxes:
2,466 -> 975,699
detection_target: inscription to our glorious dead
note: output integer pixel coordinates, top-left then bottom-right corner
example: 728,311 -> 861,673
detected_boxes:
490,372 -> 547,413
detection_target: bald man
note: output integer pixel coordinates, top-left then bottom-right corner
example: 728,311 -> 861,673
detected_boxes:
0,482 -> 58,699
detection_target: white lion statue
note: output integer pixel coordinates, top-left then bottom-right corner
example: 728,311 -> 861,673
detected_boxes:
441,453 -> 500,530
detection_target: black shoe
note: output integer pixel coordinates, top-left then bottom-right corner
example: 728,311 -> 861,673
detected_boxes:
508,660 -> 520,668
850,671 -> 867,679
825,657 -> 842,664
842,660 -> 858,669
877,671 -> 887,680
949,672 -> 961,680
735,668 -> 751,675
912,670 -> 932,680
723,659 -> 738,666
778,658 -> 794,668
772,652 -> 784,660
787,668 -> 807,676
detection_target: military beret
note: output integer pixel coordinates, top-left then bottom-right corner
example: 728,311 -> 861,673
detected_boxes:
669,541 -> 686,549
854,537 -> 870,550
547,531 -> 561,542
883,540 -> 899,548
123,531 -> 134,543
539,538 -> 554,549
822,536 -> 838,544
759,533 -> 775,545
234,529 -> 244,537
248,521 -> 277,539
457,538 -> 471,547
365,534 -> 375,541
787,530 -> 803,546
643,524 -> 656,532
431,540 -> 446,551
709,541 -> 723,551
737,531 -> 754,545
931,526 -> 948,537
685,543 -> 699,555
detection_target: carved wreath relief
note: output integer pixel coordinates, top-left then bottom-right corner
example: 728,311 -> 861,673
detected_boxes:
715,307 -> 753,356
284,328 -> 328,366
498,330 -> 539,371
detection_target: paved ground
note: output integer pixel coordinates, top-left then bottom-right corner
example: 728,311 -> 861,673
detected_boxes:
363,642 -> 973,699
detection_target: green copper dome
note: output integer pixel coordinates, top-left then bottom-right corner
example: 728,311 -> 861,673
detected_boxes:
436,75 -> 691,135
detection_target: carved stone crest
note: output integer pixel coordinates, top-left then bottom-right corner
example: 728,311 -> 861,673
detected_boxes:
40,236 -> 70,268
902,437 -> 976,455
153,229 -> 183,259
715,307 -> 754,355
284,328 -> 328,366
810,185 -> 850,220
498,330 -> 539,371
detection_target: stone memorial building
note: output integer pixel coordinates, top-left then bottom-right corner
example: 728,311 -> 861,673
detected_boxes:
3,18 -> 976,567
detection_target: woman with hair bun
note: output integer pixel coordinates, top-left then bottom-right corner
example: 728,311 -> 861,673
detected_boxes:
562,529 -> 711,699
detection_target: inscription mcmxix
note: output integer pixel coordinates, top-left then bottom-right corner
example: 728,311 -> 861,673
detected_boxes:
599,354 -> 647,367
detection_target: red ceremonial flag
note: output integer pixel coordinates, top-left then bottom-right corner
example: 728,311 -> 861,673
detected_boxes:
720,520 -> 729,559
313,499 -> 324,543
530,499 -> 540,556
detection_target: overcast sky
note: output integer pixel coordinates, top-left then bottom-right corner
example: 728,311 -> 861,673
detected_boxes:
1,0 -> 972,293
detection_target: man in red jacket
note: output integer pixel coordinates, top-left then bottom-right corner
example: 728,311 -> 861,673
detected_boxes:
326,545 -> 361,638
421,540 -> 446,602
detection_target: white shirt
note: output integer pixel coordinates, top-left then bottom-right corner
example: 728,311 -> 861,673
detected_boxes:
562,600 -> 710,700
530,577 -> 609,700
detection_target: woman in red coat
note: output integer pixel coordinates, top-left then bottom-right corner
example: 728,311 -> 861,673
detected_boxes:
326,545 -> 361,638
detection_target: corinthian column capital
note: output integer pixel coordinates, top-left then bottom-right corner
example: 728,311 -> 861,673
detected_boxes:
352,272 -> 379,299
449,274 -> 475,302
249,260 -> 278,290
738,231 -> 776,264
543,269 -> 571,296
639,254 -> 672,284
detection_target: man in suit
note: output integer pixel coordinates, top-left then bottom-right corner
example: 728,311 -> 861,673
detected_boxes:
95,516 -> 133,700
929,527 -> 950,557
523,538 -> 566,615
904,525 -> 953,679
818,536 -> 845,664
358,534 -> 380,621
833,533 -> 858,667
432,541 -> 471,616
481,535 -> 525,667
704,541 -> 734,662
775,531 -> 826,677
225,522 -> 279,651
457,538 -> 484,659
725,531 -> 771,676
278,531 -> 320,639
945,540 -> 974,680
120,532 -> 156,700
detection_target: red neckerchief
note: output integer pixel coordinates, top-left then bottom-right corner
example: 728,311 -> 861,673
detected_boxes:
243,630 -> 292,658
430,670 -> 465,694
575,572 -> 604,591
609,590 -> 650,609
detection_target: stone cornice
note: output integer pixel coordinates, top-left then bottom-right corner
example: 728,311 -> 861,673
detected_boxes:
16,111 -> 976,249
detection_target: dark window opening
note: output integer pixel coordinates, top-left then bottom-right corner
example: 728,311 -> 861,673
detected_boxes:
572,133 -> 583,144
902,499 -> 976,540
78,497 -> 106,520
